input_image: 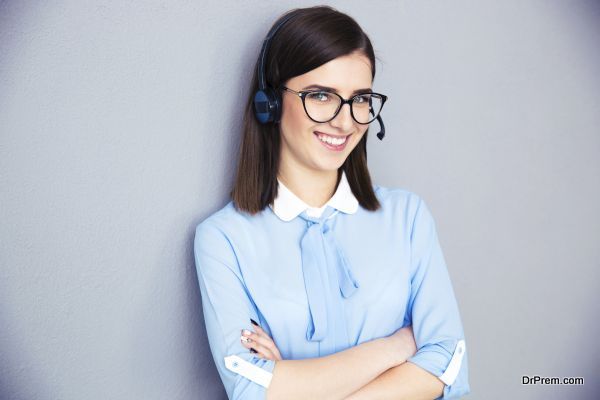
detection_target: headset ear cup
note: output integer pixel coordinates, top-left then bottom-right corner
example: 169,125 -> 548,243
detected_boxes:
253,89 -> 273,124
253,87 -> 282,124
262,87 -> 282,124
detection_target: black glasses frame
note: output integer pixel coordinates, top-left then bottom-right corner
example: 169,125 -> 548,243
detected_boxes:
280,85 -> 388,125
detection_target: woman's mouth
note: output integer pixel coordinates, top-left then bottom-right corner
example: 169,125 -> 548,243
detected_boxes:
314,131 -> 350,152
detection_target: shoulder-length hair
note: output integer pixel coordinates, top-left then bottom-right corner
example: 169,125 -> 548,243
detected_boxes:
230,5 -> 382,215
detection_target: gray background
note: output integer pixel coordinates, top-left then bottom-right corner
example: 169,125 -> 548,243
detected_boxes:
1,1 -> 598,399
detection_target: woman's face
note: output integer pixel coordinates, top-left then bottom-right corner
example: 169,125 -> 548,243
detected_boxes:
279,51 -> 373,176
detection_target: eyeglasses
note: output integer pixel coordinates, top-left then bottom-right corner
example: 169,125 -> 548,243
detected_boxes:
280,86 -> 387,125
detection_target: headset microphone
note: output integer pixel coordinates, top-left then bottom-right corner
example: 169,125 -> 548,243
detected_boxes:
376,114 -> 385,140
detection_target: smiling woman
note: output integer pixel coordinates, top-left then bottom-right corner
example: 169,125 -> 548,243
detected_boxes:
193,5 -> 470,400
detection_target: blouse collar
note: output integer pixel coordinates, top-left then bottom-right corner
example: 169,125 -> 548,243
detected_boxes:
270,171 -> 359,222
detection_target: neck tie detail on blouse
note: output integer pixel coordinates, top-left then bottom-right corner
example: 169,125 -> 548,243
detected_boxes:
298,207 -> 359,355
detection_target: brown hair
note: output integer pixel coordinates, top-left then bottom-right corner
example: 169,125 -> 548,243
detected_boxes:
230,5 -> 382,215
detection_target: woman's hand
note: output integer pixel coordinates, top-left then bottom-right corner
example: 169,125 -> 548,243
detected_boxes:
240,320 -> 283,361
387,324 -> 417,365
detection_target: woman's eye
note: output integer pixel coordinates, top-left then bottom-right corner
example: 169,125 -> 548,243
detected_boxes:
315,92 -> 330,102
306,91 -> 331,102
355,94 -> 371,103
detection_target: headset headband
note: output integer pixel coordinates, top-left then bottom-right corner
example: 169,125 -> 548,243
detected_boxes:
257,12 -> 297,91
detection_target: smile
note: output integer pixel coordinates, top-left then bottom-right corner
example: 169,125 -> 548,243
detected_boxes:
314,131 -> 351,151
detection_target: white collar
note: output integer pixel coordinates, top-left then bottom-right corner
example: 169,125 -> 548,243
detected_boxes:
269,171 -> 359,222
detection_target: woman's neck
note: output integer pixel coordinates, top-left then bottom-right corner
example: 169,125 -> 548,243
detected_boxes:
277,166 -> 340,208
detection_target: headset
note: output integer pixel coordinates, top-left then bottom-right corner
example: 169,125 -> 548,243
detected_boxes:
252,12 -> 386,142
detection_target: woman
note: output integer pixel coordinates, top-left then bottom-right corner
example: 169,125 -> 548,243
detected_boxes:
194,6 -> 470,400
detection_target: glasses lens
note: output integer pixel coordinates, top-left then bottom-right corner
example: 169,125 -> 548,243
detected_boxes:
304,91 -> 342,122
352,94 -> 384,124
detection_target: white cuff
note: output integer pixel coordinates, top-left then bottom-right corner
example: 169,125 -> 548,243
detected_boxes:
439,339 -> 466,385
224,355 -> 273,388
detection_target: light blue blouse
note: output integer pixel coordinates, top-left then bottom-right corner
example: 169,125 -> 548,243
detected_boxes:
194,172 -> 470,399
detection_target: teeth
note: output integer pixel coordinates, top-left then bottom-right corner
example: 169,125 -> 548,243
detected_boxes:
317,133 -> 347,146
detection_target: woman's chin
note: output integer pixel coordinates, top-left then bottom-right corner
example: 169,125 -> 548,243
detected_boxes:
311,160 -> 346,173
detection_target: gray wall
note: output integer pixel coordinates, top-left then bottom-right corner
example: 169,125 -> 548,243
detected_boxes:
1,1 -> 598,399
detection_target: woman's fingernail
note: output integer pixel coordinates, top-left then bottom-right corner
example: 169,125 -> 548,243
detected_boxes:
241,335 -> 251,343
250,318 -> 259,326
242,329 -> 252,336
250,348 -> 257,353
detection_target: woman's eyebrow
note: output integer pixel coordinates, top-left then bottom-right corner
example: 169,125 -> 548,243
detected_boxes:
301,84 -> 373,95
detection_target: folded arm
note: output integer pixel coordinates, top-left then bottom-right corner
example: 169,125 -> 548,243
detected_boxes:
344,361 -> 444,400
247,319 -> 449,400
260,323 -> 443,400
265,336 -> 400,400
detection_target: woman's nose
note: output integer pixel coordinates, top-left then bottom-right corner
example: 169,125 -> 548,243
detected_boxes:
329,102 -> 355,132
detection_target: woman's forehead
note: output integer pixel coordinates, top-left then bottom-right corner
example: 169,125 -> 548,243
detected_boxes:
290,52 -> 373,92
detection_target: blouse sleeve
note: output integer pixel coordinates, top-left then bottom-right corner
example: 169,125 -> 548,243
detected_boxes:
194,219 -> 276,400
405,196 -> 471,399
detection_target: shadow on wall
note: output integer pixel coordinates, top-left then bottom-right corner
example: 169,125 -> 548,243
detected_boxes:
0,307 -> 54,399
127,218 -> 229,400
